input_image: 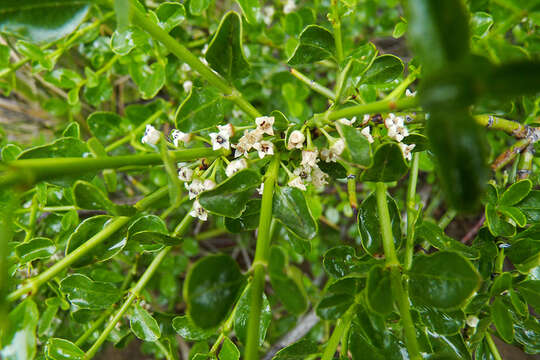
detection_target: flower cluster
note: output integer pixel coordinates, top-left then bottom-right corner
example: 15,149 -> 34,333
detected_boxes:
231,116 -> 275,159
384,113 -> 415,160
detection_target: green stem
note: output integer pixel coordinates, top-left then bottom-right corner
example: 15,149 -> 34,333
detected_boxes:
404,152 -> 420,271
289,68 -> 336,100
485,333 -> 503,360
129,2 -> 261,119
244,156 -> 280,360
375,182 -> 421,360
2,147 -> 225,187
330,0 -> 343,63
325,96 -> 418,123
475,115 -> 528,138
7,187 -> 169,302
321,306 -> 354,360
23,194 -> 39,243
517,145 -> 533,180
75,310 -> 112,346
385,69 -> 419,100
85,246 -> 173,359
438,209 -> 457,230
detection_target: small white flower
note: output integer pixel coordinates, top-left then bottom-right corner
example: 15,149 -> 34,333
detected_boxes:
255,116 -> 275,136
362,114 -> 370,125
385,113 -> 405,129
283,0 -> 296,14
262,6 -> 275,25
301,149 -> 318,168
189,199 -> 208,221
253,140 -> 274,159
293,166 -> 312,182
288,176 -> 306,191
185,179 -> 205,199
203,179 -> 216,191
287,130 -> 305,150
257,183 -> 264,195
337,117 -> 357,126
217,124 -> 234,138
225,158 -> 248,177
311,166 -> 328,189
405,89 -> 416,97
209,132 -> 230,151
399,142 -> 415,161
466,315 -> 479,328
388,124 -> 409,142
183,80 -> 193,93
141,124 -> 160,145
171,129 -> 191,146
320,148 -> 336,163
178,167 -> 193,182
232,109 -> 243,118
233,129 -> 262,157
360,126 -> 374,144
330,139 -> 345,157
181,63 -> 191,72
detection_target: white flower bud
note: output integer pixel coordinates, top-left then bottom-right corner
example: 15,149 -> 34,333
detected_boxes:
361,126 -> 374,144
225,158 -> 248,177
287,130 -> 305,150
171,129 -> 191,146
288,176 -> 306,191
399,142 -> 415,161
178,167 -> 193,182
203,179 -> 216,191
255,116 -> 275,136
301,149 -> 318,168
183,80 -> 193,93
253,140 -> 274,159
189,199 -> 208,221
141,125 -> 160,145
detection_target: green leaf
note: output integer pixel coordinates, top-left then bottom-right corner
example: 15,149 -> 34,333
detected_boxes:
516,190 -> 540,223
128,215 -> 181,247
361,55 -> 404,85
416,305 -> 464,336
486,203 -> 515,237
357,192 -> 402,257
287,25 -> 335,65
507,238 -> 540,274
518,280 -> 540,313
129,61 -> 166,99
415,221 -> 480,260
498,206 -> 527,228
272,186 -> 318,240
224,198 -> 260,233
470,12 -> 493,38
0,0 -> 90,43
172,315 -> 217,341
130,303 -> 161,342
219,337 -> 240,360
366,265 -> 393,315
110,27 -> 149,56
66,215 -> 127,267
409,251 -> 481,310
426,109 -> 487,212
316,293 -> 354,320
175,87 -> 225,132
45,338 -> 85,360
322,245 -> 363,278
15,237 -> 55,263
60,274 -> 121,310
205,12 -> 250,81
185,254 -> 245,329
62,122 -> 80,138
483,61 -> 540,99
490,272 -> 512,297
199,169 -> 261,218
73,180 -> 118,214
272,339 -> 319,360
360,143 -> 408,182
336,123 -> 371,167
156,2 -> 185,32
392,21 -> 407,38
499,179 -> 532,206
189,0 -> 211,15
317,161 -> 347,179
2,144 -> 22,162
0,299 -> 39,360
268,246 -> 308,315
492,296 -> 514,342
235,0 -> 260,24
44,68 -> 82,89
406,0 -> 470,73
233,283 -> 271,346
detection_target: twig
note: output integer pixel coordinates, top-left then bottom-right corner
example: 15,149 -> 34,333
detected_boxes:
461,213 -> 485,244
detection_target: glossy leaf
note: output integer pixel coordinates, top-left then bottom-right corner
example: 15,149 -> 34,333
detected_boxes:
470,12 -> 493,38
516,190 -> 540,223
60,274 -> 120,310
361,55 -> 404,85
0,0 -> 90,43
273,186 -> 318,240
87,112 -> 124,144
323,245 -> 364,278
233,283 -> 271,346
409,251 -> 481,310
360,143 -> 408,182
175,87 -> 225,132
499,179 -> 532,206
427,109 -> 487,212
288,25 -> 335,65
518,280 -> 540,313
129,61 -> 166,99
0,299 -> 39,360
189,0 -> 211,15
130,303 -> 161,342
272,339 -> 319,360
15,237 -> 55,263
415,221 -> 480,260
416,305 -> 464,336
492,296 -> 514,342
357,192 -> 401,257
172,315 -> 217,341
73,180 -> 117,214
45,338 -> 85,360
156,2 -> 185,32
316,293 -> 354,320
336,123 -> 371,167
507,238 -> 540,274
185,254 -> 245,329
219,337 -> 240,360
486,203 -> 515,237
205,12 -> 250,81
199,169 -> 261,218
366,265 -> 393,315
235,0 -> 260,24
66,215 -> 127,267
224,198 -> 260,233
2,144 -> 22,162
